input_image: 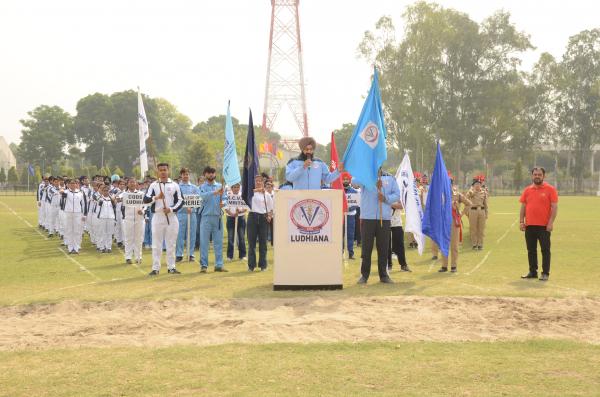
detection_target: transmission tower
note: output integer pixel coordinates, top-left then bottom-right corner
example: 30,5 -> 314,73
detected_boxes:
261,0 -> 309,138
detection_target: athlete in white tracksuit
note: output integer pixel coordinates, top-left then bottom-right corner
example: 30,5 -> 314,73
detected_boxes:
47,178 -> 62,236
96,186 -> 116,253
37,179 -> 48,228
143,164 -> 184,275
120,179 -> 145,264
60,179 -> 88,254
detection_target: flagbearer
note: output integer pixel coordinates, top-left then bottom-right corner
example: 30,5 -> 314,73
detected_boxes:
247,175 -> 273,271
143,163 -> 184,276
199,166 -> 228,273
356,170 -> 400,284
175,167 -> 199,262
439,176 -> 472,273
466,177 -> 488,250
225,183 -> 247,261
286,137 -> 343,190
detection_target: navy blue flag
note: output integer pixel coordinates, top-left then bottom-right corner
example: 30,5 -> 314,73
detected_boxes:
241,109 -> 259,209
28,164 -> 35,176
422,143 -> 452,257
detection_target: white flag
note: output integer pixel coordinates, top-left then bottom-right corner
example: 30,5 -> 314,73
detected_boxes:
138,89 -> 150,177
396,153 -> 425,255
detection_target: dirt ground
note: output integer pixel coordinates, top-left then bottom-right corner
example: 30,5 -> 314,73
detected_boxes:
1,296 -> 599,350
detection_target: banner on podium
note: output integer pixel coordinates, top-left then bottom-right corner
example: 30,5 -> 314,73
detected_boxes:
288,198 -> 332,243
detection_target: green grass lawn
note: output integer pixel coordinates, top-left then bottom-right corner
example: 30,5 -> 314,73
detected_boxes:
1,341 -> 599,397
1,195 -> 599,305
2,195 -> 600,397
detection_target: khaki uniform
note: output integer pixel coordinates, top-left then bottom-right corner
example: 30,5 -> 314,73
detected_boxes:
441,187 -> 472,269
466,188 -> 488,248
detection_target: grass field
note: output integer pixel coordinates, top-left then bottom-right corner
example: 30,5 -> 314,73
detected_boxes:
1,195 -> 599,396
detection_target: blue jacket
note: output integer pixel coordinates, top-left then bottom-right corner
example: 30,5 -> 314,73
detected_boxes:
285,157 -> 340,190
199,181 -> 226,217
357,174 -> 400,221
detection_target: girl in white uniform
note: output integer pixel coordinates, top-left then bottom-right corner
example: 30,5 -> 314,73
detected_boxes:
96,184 -> 116,253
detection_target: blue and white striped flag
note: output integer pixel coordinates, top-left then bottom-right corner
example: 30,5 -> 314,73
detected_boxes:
138,88 -> 149,177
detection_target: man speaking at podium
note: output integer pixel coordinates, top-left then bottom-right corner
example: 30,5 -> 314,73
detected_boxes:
286,137 -> 343,190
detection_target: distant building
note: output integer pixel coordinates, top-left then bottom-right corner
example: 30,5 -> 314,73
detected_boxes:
0,136 -> 16,170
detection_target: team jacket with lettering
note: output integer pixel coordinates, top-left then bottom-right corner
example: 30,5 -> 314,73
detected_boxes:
143,179 -> 184,213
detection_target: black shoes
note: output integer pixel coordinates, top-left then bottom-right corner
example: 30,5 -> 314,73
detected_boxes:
175,256 -> 183,262
380,276 -> 394,284
148,270 -> 159,276
189,256 -> 194,261
431,256 -> 438,260
200,267 -> 208,273
400,265 -> 412,272
478,246 -> 483,250
214,267 -> 229,272
126,259 -> 132,264
438,267 -> 448,272
521,272 -> 538,279
450,267 -> 457,273
539,273 -> 549,281
357,276 -> 368,284
168,268 -> 181,274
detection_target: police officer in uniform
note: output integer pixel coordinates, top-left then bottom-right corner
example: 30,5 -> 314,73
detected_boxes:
466,177 -> 488,250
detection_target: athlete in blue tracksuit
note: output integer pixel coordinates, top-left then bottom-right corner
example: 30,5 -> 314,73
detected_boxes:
199,166 -> 227,272
285,136 -> 342,190
176,168 -> 200,261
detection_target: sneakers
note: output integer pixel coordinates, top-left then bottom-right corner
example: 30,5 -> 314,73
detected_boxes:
431,256 -> 438,260
438,267 -> 448,273
478,246 -> 483,250
200,267 -> 208,273
168,268 -> 181,274
241,257 -> 248,262
357,276 -> 368,284
450,267 -> 457,273
472,246 -> 477,250
189,256 -> 195,261
521,272 -> 538,279
148,270 -> 159,276
539,273 -> 549,281
175,256 -> 183,262
126,259 -> 132,264
214,267 -> 229,272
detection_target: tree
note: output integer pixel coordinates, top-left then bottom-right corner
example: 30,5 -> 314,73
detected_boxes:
20,167 -> 30,186
182,136 -> 211,175
0,167 -> 6,184
513,160 -> 524,192
112,166 -> 124,177
18,105 -> 73,167
555,29 -> 600,191
34,166 -> 42,183
7,166 -> 19,185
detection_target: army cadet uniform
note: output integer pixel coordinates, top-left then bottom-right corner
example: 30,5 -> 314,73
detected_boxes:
466,180 -> 488,250
439,185 -> 472,273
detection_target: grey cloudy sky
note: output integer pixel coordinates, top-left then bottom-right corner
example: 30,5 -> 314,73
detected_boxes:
1,0 -> 598,147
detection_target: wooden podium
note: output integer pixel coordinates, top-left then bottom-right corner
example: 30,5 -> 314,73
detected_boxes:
273,189 -> 344,290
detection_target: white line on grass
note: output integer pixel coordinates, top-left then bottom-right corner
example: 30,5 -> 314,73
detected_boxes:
58,247 -> 101,281
496,219 -> 518,244
0,201 -> 47,239
465,250 -> 492,276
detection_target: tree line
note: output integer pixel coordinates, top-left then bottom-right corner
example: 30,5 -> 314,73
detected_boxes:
359,1 -> 600,191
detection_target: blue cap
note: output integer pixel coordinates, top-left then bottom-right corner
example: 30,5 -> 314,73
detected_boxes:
111,174 -> 120,182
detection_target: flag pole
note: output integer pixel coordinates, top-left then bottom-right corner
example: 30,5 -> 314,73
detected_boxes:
378,168 -> 383,227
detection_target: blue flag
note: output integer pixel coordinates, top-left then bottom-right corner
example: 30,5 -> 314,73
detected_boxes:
241,109 -> 259,208
422,143 -> 453,257
342,68 -> 387,191
28,164 -> 35,176
223,101 -> 241,186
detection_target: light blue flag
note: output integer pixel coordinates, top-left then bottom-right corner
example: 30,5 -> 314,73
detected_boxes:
223,101 -> 241,186
342,68 -> 387,191
422,143 -> 453,257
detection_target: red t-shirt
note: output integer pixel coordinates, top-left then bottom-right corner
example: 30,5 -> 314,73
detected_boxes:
519,182 -> 558,226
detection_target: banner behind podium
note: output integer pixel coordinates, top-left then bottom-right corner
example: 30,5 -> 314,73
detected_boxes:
273,189 -> 343,290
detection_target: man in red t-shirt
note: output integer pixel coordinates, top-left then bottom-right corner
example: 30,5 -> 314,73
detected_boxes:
519,167 -> 558,281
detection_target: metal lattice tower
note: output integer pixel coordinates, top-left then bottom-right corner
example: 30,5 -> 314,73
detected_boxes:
261,0 -> 309,138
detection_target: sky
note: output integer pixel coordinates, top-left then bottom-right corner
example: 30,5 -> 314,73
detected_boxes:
1,0 -> 599,147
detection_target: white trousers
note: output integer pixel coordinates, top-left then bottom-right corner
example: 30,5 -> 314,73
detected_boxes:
114,211 -> 124,243
38,203 -> 44,226
48,206 -> 60,234
64,212 -> 84,252
123,217 -> 144,261
97,218 -> 114,250
151,212 -> 179,271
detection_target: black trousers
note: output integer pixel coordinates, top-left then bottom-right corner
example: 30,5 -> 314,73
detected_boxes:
388,226 -> 408,267
525,225 -> 551,275
360,219 -> 390,280
354,208 -> 361,245
247,212 -> 269,270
